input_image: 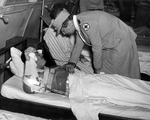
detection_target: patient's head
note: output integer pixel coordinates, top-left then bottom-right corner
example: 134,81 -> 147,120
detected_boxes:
24,47 -> 46,69
35,52 -> 46,69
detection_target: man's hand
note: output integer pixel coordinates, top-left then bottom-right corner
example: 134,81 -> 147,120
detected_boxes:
65,62 -> 76,74
24,47 -> 36,61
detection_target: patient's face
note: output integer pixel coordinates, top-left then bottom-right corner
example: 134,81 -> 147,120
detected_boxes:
35,52 -> 46,69
24,47 -> 46,69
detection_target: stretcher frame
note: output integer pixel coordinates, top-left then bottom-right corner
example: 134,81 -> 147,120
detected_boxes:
0,36 -> 149,120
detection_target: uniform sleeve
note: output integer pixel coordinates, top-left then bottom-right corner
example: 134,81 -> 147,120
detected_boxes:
92,41 -> 102,70
69,33 -> 84,64
87,25 -> 103,70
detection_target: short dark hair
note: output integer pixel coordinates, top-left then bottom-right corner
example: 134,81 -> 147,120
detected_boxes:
49,3 -> 69,19
62,15 -> 73,28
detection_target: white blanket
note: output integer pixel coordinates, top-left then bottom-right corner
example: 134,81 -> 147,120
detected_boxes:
68,71 -> 150,120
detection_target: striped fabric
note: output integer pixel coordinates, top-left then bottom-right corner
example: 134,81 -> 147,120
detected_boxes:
43,28 -> 94,74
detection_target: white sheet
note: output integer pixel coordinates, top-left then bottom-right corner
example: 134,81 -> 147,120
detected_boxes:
139,51 -> 150,75
1,75 -> 70,108
68,71 -> 150,120
0,109 -> 46,120
1,74 -> 150,120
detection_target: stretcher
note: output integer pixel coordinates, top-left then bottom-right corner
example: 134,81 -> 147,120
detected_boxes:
0,36 -> 150,120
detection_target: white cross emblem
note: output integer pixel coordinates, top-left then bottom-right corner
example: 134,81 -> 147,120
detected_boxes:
82,23 -> 90,31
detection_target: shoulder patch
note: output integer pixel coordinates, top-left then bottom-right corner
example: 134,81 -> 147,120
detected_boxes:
82,23 -> 90,31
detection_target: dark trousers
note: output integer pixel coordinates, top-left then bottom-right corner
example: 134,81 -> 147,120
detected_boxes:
134,3 -> 150,28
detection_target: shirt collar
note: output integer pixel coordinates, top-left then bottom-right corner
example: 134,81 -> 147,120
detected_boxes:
73,15 -> 80,32
73,15 -> 91,46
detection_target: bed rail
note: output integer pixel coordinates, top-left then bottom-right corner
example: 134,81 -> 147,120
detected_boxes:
0,36 -> 27,83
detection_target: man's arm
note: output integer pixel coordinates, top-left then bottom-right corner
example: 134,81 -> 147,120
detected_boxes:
86,24 -> 103,73
69,33 -> 84,64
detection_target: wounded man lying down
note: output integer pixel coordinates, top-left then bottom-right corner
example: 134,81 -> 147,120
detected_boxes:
9,46 -> 70,95
9,47 -> 150,120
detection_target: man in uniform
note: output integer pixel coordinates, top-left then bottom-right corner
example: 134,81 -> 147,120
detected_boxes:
50,5 -> 141,79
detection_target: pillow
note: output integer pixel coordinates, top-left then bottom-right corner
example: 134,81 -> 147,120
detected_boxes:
9,47 -> 24,77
